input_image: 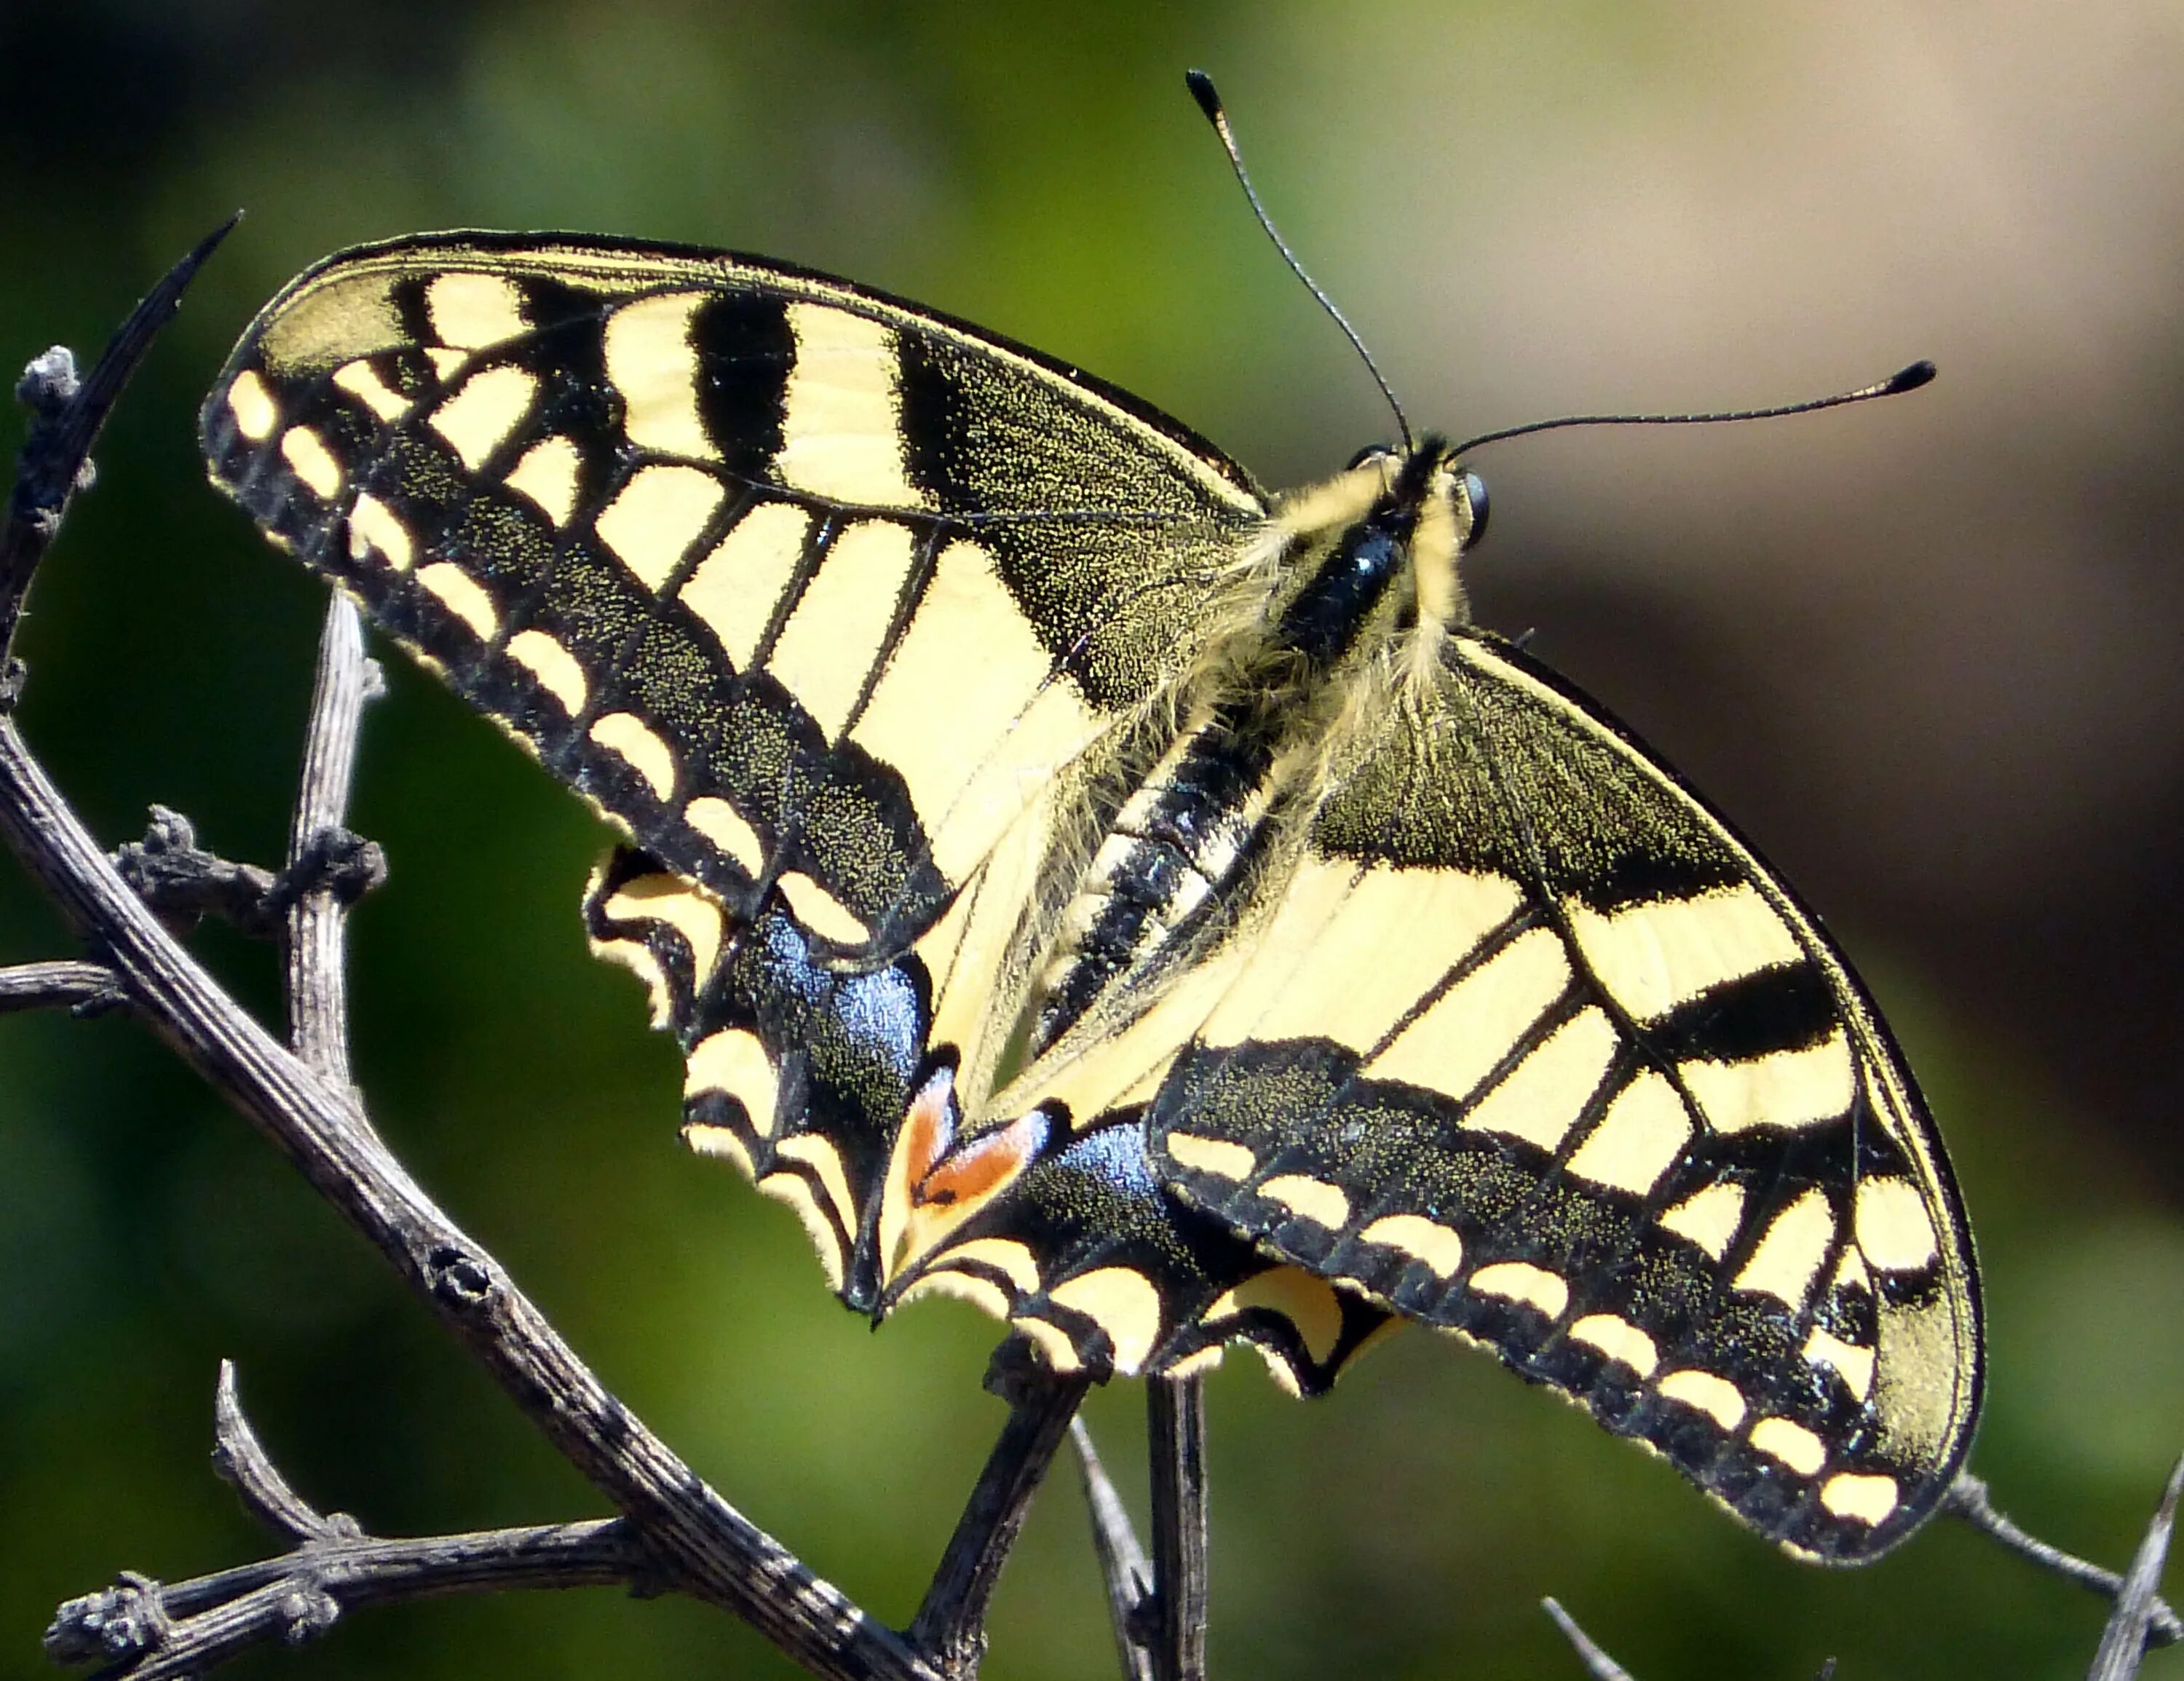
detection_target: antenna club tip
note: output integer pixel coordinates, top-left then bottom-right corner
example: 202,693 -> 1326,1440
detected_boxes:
1887,360 -> 1937,394
1184,68 -> 1223,122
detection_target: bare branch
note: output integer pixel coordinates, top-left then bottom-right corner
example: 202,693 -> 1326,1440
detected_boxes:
283,593 -> 381,1087
211,1360 -> 357,1545
44,1361 -> 647,1680
0,957 -> 123,1013
1146,1374 -> 1208,1681
1069,1418 -> 1155,1681
2088,1455 -> 2184,1681
46,1519 -> 640,1680
910,1337 -> 1092,1675
1945,1471 -> 2183,1648
1,216 -> 237,665
1541,1597 -> 1637,1681
0,710 -> 940,1680
110,804 -> 383,941
4,247 -> 945,1681
113,806 -> 280,934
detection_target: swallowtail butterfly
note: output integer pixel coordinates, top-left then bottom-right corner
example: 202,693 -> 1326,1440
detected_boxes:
202,228 -> 1979,1562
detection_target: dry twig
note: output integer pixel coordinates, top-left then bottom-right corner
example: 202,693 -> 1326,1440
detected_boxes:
3,229 -> 1072,1681
1071,1418 -> 1158,1681
1945,1471 -> 2183,1651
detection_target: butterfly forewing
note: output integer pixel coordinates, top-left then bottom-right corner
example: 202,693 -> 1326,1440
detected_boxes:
202,231 -> 1274,1294
1145,628 -> 1979,1560
202,232 -> 1265,957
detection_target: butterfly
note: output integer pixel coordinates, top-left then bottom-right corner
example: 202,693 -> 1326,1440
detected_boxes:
200,229 -> 1979,1562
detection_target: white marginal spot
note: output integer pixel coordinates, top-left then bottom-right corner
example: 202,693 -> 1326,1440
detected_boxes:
774,1134 -> 858,1245
683,794 -> 766,876
1820,1471 -> 1900,1526
1804,1326 -> 1877,1402
1047,1267 -> 1163,1375
684,1027 -> 778,1135
1012,1315 -> 1084,1375
506,628 -> 588,714
766,518 -> 919,740
1656,1369 -> 1747,1431
1657,1179 -> 1747,1259
1206,1267 -> 1344,1365
1165,1132 -> 1255,1182
1564,885 -> 1803,1024
333,358 -> 410,422
603,873 -> 724,987
777,872 -> 869,945
1467,1261 -> 1569,1320
416,562 -> 500,641
1569,1313 -> 1660,1377
280,426 -> 344,499
428,364 -> 537,470
1256,1174 -> 1351,1230
427,272 -> 527,349
424,346 -> 467,381
603,291 -> 721,461
1831,1245 -> 1872,1294
1732,1187 -> 1836,1311
756,1171 -> 845,1293
938,1236 -> 1042,1295
1358,1214 -> 1465,1280
680,501 -> 812,668
1853,1176 -> 1939,1273
1163,1345 -> 1229,1381
896,1270 -> 1012,1320
347,493 -> 414,571
1460,1006 -> 1619,1153
778,301 -> 927,507
589,936 -> 672,1027
1369,923 -> 1567,1098
1749,1416 -> 1828,1476
1563,1069 -> 1692,1197
588,712 -> 678,800
505,435 -> 584,528
1683,1028 -> 1856,1135
595,463 -> 725,593
848,537 -> 1100,882
226,369 -> 278,440
681,1120 -> 754,1180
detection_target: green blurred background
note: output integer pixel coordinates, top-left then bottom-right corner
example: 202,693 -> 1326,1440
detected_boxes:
2,3 -> 2180,1677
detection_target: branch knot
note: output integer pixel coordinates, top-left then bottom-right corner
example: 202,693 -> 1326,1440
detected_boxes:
44,1571 -> 172,1665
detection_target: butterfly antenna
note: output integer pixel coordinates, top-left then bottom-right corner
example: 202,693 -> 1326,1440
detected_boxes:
1454,360 -> 1935,456
1187,68 -> 1415,456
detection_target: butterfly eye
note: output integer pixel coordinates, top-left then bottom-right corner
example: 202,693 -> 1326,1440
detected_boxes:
1459,470 -> 1489,550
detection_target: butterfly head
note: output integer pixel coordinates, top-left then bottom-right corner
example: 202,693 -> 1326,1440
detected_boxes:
1270,440 -> 1489,652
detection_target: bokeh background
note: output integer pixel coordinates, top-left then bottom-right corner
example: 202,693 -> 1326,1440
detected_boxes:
1,3 -> 2180,1678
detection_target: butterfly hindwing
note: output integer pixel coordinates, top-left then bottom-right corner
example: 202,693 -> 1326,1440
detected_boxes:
1146,628 -> 1979,1560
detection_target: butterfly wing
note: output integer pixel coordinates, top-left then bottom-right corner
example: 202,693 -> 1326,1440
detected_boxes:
1139,628 -> 1981,1562
202,232 -> 1269,1286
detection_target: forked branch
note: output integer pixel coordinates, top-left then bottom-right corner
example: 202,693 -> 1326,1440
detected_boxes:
5,233 -> 1012,1681
1541,1457 -> 2184,1681
45,1364 -> 644,1681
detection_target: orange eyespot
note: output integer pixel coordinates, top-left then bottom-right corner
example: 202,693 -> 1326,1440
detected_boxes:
914,1110 -> 1050,1210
